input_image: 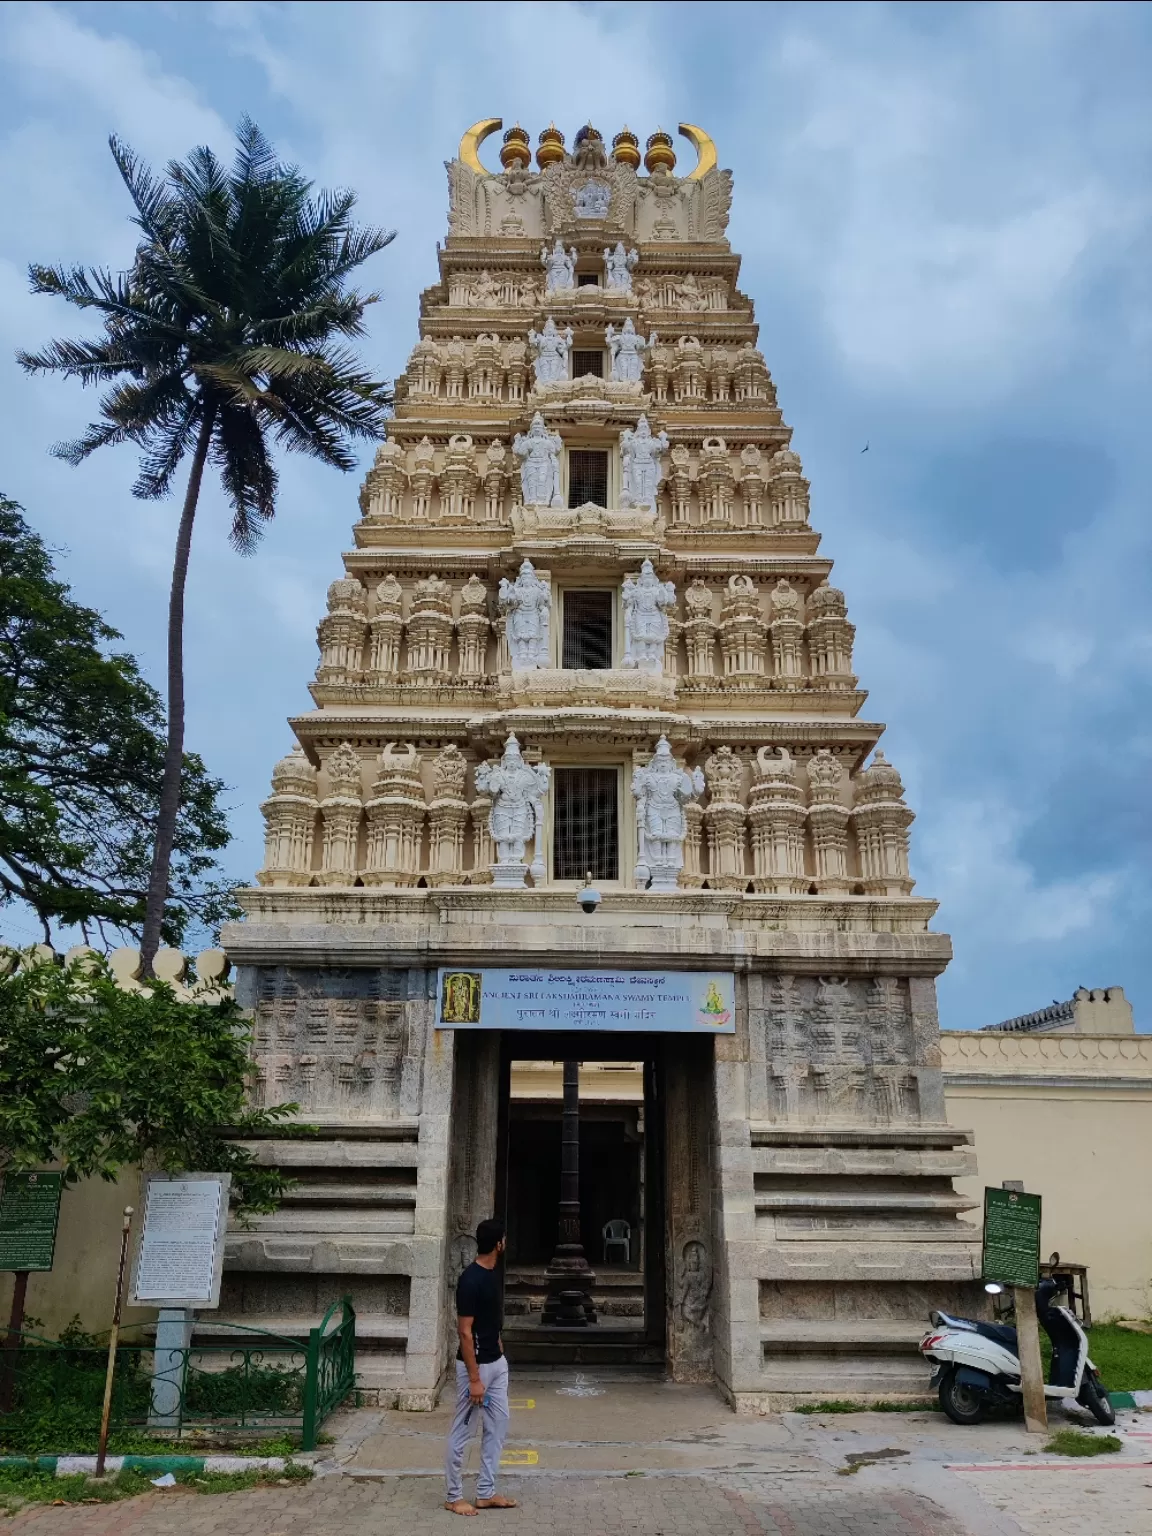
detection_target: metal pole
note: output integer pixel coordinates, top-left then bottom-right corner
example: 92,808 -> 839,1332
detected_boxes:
542,1060 -> 597,1326
95,1206 -> 134,1477
0,1271 -> 29,1413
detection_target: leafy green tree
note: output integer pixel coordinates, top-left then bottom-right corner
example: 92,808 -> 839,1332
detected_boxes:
0,954 -> 295,1218
0,495 -> 236,948
18,119 -> 393,972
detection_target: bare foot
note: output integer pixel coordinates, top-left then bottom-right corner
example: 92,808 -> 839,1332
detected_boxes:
445,1499 -> 478,1516
475,1495 -> 519,1509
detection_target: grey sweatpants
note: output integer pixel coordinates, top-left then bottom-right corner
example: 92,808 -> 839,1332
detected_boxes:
444,1356 -> 510,1502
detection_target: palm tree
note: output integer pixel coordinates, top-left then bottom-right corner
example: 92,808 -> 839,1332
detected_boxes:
18,119 -> 394,972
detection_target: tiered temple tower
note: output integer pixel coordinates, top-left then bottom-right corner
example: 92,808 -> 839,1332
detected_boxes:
224,120 -> 982,1409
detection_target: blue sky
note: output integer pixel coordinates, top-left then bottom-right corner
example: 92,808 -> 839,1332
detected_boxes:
0,1 -> 1149,1030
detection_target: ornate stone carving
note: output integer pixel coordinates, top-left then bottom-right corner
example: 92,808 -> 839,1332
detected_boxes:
540,238 -> 577,294
769,579 -> 806,688
368,574 -> 404,678
806,749 -> 850,895
474,734 -> 549,887
734,342 -> 773,404
574,180 -> 611,218
666,444 -> 693,525
703,746 -> 747,890
316,578 -> 367,685
443,336 -> 468,400
852,751 -> 915,896
497,558 -> 551,669
468,763 -> 495,884
718,574 -> 767,686
503,337 -> 528,403
467,333 -> 503,400
606,317 -> 653,384
528,316 -> 572,388
632,736 -> 704,892
646,339 -> 671,403
405,574 -> 454,678
259,746 -> 318,886
456,575 -> 490,678
683,578 -> 717,679
672,335 -> 706,402
768,448 -> 810,529
317,742 -> 363,885
363,743 -> 424,886
622,559 -> 676,673
807,582 -> 856,689
747,747 -> 807,896
482,440 -> 509,522
698,437 -> 735,525
362,438 -> 408,518
709,346 -> 732,403
406,337 -> 442,398
438,433 -> 479,523
427,744 -> 469,886
409,436 -> 437,520
739,444 -> 766,526
620,415 -> 669,510
513,412 -> 563,507
604,241 -> 638,293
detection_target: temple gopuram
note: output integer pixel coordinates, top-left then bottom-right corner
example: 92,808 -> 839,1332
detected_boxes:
224,119 -> 982,1410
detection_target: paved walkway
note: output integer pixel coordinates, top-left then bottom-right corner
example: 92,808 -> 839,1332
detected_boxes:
4,1374 -> 1151,1536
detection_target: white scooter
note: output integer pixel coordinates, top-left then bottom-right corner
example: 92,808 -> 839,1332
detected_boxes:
920,1276 -> 1114,1426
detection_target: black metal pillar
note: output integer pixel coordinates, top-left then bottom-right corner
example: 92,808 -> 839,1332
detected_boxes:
541,1059 -> 597,1325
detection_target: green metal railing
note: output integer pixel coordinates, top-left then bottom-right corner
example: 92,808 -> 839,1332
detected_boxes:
0,1299 -> 355,1453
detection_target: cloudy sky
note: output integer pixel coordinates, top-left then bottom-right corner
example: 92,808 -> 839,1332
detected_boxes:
0,1 -> 1149,1030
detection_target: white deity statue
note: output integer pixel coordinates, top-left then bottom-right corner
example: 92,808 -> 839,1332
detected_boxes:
619,415 -> 670,510
606,317 -> 654,384
475,733 -> 550,886
574,181 -> 611,218
604,242 -> 639,293
622,560 -> 676,673
632,736 -> 704,892
512,412 -> 563,507
540,238 -> 577,293
497,558 -> 552,669
528,316 -> 573,387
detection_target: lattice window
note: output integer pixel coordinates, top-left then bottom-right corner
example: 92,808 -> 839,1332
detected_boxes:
553,767 -> 619,881
576,272 -> 599,288
568,449 -> 609,509
571,349 -> 605,379
562,590 -> 613,670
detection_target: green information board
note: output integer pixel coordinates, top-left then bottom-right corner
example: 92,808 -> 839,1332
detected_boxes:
0,1171 -> 64,1273
982,1186 -> 1041,1288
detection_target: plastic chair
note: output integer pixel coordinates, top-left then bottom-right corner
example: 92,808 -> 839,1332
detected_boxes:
602,1219 -> 630,1264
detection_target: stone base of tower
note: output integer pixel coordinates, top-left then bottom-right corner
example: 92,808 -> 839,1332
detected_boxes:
221,890 -> 982,1408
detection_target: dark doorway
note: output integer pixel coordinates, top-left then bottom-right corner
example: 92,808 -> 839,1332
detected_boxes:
495,1036 -> 667,1367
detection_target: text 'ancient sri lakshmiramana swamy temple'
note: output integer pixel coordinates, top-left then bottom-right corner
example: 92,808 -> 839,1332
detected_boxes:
223,119 -> 983,1410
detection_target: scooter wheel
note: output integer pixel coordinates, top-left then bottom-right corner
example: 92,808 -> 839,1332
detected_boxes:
1078,1370 -> 1116,1426
939,1368 -> 986,1425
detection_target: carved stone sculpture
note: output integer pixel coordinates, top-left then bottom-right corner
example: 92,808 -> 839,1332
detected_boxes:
368,573 -> 404,679
512,412 -> 563,507
606,318 -> 654,384
632,736 -> 704,892
622,559 -> 676,673
475,733 -> 550,887
620,415 -> 669,510
318,742 -> 364,885
603,242 -> 638,293
540,238 -> 577,294
497,558 -> 551,669
363,743 -> 424,886
259,746 -> 318,886
528,316 -> 573,388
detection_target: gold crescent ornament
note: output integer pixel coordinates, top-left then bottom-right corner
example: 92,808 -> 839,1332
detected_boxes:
459,118 -> 502,176
678,122 -> 717,181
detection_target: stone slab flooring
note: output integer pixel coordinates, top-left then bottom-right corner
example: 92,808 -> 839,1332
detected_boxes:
5,1376 -> 1151,1536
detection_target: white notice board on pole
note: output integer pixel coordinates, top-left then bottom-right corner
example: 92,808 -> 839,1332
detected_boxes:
131,1173 -> 230,1309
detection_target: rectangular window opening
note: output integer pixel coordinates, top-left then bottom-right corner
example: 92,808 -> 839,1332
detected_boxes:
553,767 -> 619,882
576,272 -> 599,288
571,349 -> 605,379
568,449 -> 609,509
562,590 -> 613,670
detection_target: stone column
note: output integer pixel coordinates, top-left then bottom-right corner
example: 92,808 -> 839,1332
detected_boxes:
367,575 -> 405,679
258,747 -> 318,886
315,578 -> 368,685
806,749 -> 851,895
747,748 -> 807,895
703,746 -> 748,891
541,1062 -> 597,1326
317,742 -> 363,885
853,752 -> 915,895
363,744 -> 425,886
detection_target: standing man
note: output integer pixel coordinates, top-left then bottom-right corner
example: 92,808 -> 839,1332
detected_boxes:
444,1217 -> 518,1516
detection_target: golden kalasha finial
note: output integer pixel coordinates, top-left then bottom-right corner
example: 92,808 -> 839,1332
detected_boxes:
612,127 -> 641,169
500,123 -> 531,171
644,128 -> 676,174
536,123 -> 565,169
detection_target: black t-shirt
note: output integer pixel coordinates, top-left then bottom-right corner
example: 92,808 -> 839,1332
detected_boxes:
455,1260 -> 503,1365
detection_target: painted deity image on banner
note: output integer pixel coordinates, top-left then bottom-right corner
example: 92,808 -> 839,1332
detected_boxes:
441,971 -> 482,1024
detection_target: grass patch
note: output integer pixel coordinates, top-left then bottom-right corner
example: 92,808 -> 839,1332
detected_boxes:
1043,1429 -> 1123,1458
0,1460 -> 310,1514
794,1400 -> 935,1415
1082,1324 -> 1152,1391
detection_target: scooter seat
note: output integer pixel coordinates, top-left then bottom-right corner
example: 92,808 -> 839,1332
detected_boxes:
971,1320 -> 1018,1352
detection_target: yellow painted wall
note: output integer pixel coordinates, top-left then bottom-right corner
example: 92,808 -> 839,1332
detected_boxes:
0,1169 -> 156,1337
945,1085 -> 1152,1319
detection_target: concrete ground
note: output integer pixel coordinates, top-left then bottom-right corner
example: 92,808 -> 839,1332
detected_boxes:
5,1372 -> 1151,1536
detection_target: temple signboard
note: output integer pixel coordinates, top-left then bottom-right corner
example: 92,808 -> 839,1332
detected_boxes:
436,968 -> 736,1033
